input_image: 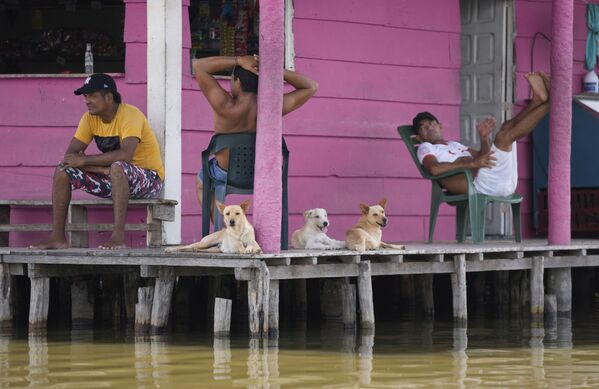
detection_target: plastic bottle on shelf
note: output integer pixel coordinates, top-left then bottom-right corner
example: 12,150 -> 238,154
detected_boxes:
84,43 -> 94,74
583,69 -> 598,93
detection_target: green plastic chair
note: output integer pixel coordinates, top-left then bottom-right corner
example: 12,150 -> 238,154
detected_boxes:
397,125 -> 522,244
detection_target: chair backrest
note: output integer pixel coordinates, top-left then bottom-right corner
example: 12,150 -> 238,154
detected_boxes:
205,132 -> 289,190
397,125 -> 433,179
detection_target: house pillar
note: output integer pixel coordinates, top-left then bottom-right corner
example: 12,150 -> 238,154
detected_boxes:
147,0 -> 183,244
548,0 -> 573,244
253,0 -> 285,253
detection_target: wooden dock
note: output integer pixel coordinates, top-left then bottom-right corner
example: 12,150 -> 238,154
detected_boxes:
1,239 -> 599,336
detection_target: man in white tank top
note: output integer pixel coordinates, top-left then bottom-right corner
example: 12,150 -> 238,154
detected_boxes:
413,72 -> 550,197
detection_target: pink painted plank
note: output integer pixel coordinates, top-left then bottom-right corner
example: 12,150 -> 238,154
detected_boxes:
294,19 -> 461,69
0,127 -> 73,166
295,58 -> 461,104
0,78 -> 146,127
123,2 -> 147,43
285,137 -> 421,178
515,1 -> 587,39
282,98 -> 460,140
294,0 -> 460,33
124,43 -> 147,84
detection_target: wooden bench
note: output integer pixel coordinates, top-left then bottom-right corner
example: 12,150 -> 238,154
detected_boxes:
0,199 -> 177,248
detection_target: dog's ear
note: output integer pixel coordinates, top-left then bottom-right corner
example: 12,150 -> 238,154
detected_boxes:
359,203 -> 370,215
378,198 -> 388,209
240,200 -> 251,214
216,201 -> 226,214
303,209 -> 313,219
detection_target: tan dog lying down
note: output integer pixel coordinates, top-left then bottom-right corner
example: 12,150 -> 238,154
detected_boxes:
345,198 -> 405,251
166,200 -> 262,254
292,208 -> 345,250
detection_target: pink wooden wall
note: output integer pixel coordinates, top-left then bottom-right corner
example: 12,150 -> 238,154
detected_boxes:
0,0 -> 593,247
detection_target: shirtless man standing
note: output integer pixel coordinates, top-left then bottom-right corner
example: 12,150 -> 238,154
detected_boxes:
413,72 -> 550,197
192,55 -> 318,205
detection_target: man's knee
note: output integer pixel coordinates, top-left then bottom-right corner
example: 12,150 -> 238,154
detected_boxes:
109,162 -> 127,181
53,165 -> 70,183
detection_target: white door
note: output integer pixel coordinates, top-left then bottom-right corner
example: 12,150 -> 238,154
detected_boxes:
460,0 -> 515,236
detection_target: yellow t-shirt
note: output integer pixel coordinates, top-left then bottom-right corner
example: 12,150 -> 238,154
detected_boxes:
74,103 -> 165,180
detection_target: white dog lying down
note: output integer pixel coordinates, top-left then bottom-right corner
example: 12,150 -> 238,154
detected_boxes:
166,200 -> 262,254
292,208 -> 346,250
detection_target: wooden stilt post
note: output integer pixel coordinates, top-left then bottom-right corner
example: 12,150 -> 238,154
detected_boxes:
268,280 -> 279,338
214,297 -> 232,337
494,271 -> 510,316
472,273 -> 486,311
510,270 -> 522,317
341,283 -> 356,329
0,264 -> 12,329
123,272 -> 139,325
530,256 -> 544,321
451,254 -> 467,326
547,268 -> 572,317
71,278 -> 94,328
135,286 -> 154,333
320,279 -> 345,320
357,262 -> 374,329
29,277 -> 50,332
419,274 -> 434,320
247,264 -> 269,337
150,267 -> 175,333
544,294 -> 557,329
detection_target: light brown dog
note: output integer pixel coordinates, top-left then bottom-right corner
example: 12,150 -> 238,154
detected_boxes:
345,198 -> 405,251
166,200 -> 262,254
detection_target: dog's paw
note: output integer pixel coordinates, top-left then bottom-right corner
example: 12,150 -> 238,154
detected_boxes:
243,245 -> 262,255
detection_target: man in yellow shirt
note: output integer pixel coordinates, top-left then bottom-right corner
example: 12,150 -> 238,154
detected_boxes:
31,74 -> 164,250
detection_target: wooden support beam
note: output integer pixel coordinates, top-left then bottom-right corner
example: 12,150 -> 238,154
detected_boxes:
292,279 -> 307,318
29,277 -> 49,332
247,265 -> 270,337
150,267 -> 176,332
146,206 -> 163,248
291,257 -> 317,265
341,283 -> 356,329
71,278 -> 94,328
339,255 -> 360,264
268,280 -> 279,338
135,286 -> 154,333
357,262 -> 374,329
27,264 -> 136,278
451,254 -> 467,326
320,278 -> 346,320
494,271 -> 510,316
544,294 -> 557,328
123,273 -> 139,324
547,268 -> 572,317
0,264 -> 12,329
419,274 -> 434,320
530,256 -> 544,317
213,297 -> 232,337
69,205 -> 89,248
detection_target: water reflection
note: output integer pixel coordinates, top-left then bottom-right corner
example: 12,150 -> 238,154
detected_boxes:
27,333 -> 49,387
0,315 -> 599,388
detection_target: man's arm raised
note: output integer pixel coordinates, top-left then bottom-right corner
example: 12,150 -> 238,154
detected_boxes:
192,56 -> 258,114
282,69 -> 318,115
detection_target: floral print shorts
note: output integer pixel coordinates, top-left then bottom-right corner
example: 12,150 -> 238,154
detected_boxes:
61,161 -> 163,199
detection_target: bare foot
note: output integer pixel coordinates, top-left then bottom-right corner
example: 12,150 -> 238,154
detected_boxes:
525,72 -> 549,103
98,235 -> 126,250
538,71 -> 551,99
29,236 -> 69,250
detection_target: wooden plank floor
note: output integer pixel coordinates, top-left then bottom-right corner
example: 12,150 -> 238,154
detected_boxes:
1,239 -> 599,268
